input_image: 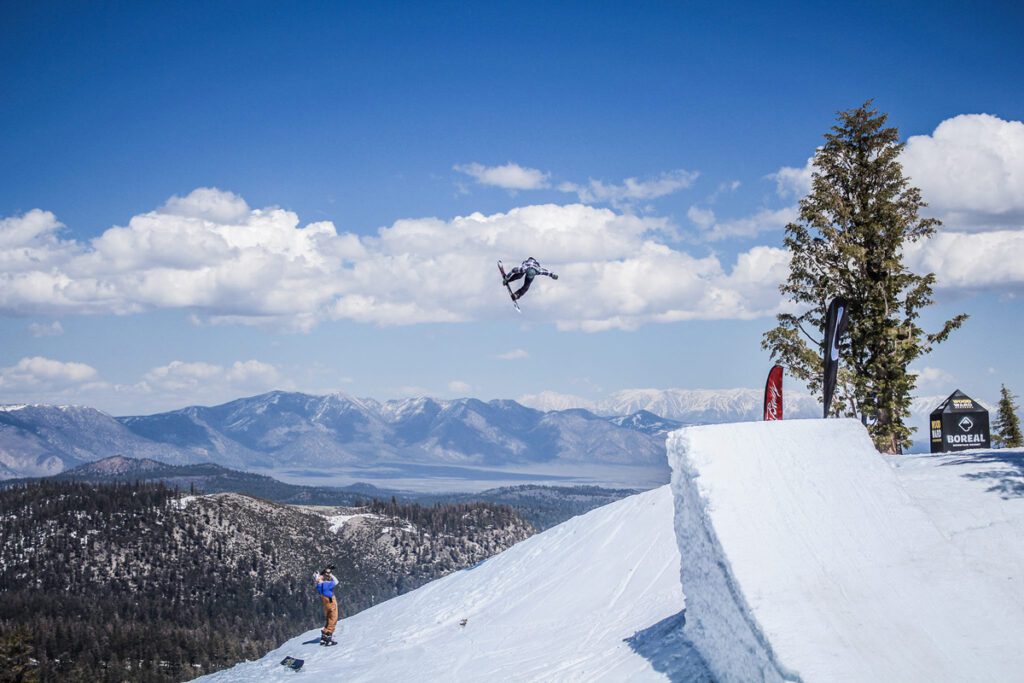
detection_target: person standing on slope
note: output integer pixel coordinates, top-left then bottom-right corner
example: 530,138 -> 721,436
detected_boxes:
314,565 -> 340,646
502,257 -> 558,301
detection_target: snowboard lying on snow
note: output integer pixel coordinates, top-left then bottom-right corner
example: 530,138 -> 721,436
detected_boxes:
280,656 -> 304,670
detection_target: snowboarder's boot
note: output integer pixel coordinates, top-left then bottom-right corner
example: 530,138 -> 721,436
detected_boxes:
320,632 -> 337,647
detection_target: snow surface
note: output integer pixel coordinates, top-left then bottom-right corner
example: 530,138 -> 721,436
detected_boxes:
202,418 -> 1024,682
325,513 -> 374,533
668,419 -> 1024,682
200,485 -> 707,682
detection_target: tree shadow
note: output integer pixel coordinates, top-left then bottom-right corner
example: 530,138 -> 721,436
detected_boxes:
940,450 -> 1024,499
624,610 -> 715,682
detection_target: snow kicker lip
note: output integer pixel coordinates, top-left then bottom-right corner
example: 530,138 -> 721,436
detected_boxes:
667,418 -> 1024,682
668,427 -> 801,683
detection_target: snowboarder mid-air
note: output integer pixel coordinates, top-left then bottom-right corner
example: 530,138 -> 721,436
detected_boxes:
501,257 -> 559,301
314,565 -> 340,646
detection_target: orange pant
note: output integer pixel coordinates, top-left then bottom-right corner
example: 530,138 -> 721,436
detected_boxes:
321,595 -> 338,636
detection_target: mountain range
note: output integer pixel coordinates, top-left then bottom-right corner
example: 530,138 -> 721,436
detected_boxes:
1,387 -> 965,481
519,387 -> 973,446
519,387 -> 823,421
0,392 -> 670,481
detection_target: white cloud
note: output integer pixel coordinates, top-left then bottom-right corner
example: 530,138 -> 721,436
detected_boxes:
902,114 -> 1024,230
905,229 -> 1024,291
0,357 -> 98,390
0,210 -> 80,276
497,349 -> 529,360
558,169 -> 699,208
910,366 -> 955,391
0,209 -> 64,249
28,321 -> 64,337
142,359 -> 286,397
161,187 -> 252,224
761,114 -> 1024,294
448,380 -> 472,394
452,163 -> 700,208
454,162 -> 550,191
689,205 -> 798,242
706,180 -> 742,203
0,354 -> 296,414
770,115 -> 1024,232
0,188 -> 796,331
771,157 -> 815,199
395,385 -> 432,397
686,206 -> 716,231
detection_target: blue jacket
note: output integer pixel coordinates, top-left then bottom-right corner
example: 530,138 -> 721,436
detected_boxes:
315,574 -> 338,599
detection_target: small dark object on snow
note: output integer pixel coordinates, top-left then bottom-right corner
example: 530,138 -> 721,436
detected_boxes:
459,618 -> 468,627
280,656 -> 304,670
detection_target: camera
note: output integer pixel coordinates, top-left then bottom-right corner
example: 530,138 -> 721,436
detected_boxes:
324,564 -> 335,574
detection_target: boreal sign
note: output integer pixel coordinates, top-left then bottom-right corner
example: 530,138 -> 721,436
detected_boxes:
929,390 -> 991,453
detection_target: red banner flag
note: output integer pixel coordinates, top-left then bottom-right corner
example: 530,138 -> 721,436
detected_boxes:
764,364 -> 784,421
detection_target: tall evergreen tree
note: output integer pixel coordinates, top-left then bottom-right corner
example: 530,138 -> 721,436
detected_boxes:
762,101 -> 967,453
994,384 -> 1023,448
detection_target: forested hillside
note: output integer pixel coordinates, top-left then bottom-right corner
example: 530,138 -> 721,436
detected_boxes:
0,481 -> 532,681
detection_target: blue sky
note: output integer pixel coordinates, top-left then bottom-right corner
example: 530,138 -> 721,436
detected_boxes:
1,1 -> 1022,414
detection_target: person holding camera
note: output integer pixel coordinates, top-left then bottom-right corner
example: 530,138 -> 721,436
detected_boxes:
314,565 -> 340,646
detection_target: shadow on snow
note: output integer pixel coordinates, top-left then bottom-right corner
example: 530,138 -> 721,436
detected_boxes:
940,450 -> 1024,499
624,610 -> 714,682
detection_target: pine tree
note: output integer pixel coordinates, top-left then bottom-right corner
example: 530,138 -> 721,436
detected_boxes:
0,626 -> 39,683
994,384 -> 1023,448
762,101 -> 967,453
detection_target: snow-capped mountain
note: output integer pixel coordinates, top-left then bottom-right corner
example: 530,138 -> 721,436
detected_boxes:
522,387 -> 987,448
0,404 -> 199,478
520,387 -> 821,423
118,391 -> 667,468
608,410 -> 684,436
0,392 -> 667,480
3,388 -> 979,481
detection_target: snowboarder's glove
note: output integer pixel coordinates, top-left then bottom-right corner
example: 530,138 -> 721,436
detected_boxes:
551,273 -> 559,280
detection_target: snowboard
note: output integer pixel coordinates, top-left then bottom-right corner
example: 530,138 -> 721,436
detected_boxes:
280,656 -> 304,670
497,261 -> 521,312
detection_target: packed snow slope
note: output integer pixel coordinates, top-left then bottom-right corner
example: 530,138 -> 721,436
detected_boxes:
668,418 -> 1024,683
201,485 -> 710,682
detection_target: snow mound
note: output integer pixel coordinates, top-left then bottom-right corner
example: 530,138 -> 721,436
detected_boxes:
667,418 -> 1024,682
324,512 -> 382,533
201,486 -> 708,682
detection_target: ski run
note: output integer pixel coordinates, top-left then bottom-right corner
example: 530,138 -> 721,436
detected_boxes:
203,418 -> 1024,682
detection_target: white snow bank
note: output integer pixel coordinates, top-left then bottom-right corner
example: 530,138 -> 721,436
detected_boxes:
668,418 -> 1024,682
325,513 -> 382,533
171,495 -> 199,510
201,485 -> 703,682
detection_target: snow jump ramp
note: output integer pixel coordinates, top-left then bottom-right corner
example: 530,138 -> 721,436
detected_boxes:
668,418 -> 1024,682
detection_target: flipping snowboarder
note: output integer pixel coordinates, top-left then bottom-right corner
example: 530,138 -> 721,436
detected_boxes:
501,257 -> 559,301
314,565 -> 340,646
